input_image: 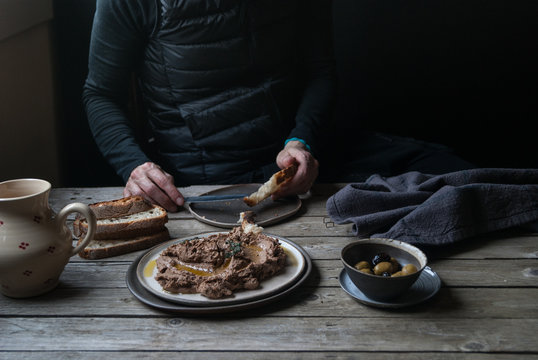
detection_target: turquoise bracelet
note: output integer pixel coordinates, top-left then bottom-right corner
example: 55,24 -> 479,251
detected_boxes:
285,137 -> 311,152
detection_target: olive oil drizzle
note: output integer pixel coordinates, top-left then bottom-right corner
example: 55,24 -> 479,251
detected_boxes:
172,243 -> 266,276
174,258 -> 231,277
144,242 -> 274,279
144,259 -> 157,277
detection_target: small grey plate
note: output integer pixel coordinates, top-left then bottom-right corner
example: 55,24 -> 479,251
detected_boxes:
187,184 -> 301,228
339,266 -> 441,308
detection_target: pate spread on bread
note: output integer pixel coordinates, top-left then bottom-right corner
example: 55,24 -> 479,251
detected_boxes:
243,164 -> 297,206
75,196 -> 169,259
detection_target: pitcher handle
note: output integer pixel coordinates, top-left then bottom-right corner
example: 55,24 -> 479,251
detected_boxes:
56,203 -> 97,257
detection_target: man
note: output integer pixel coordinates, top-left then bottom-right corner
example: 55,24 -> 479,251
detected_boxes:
83,0 -> 335,212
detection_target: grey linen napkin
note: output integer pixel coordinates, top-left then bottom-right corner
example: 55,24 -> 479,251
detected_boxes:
326,169 -> 538,246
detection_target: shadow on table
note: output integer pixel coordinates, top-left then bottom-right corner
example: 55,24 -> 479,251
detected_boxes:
177,263 -> 322,319
420,227 -> 535,261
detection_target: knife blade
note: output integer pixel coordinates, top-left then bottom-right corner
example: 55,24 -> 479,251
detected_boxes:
183,194 -> 249,203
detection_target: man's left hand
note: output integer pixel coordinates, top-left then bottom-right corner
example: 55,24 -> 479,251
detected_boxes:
274,140 -> 319,198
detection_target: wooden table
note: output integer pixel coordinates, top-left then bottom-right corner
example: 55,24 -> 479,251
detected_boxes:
1,184 -> 537,359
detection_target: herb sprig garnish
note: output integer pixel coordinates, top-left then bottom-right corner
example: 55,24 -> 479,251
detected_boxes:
225,239 -> 242,258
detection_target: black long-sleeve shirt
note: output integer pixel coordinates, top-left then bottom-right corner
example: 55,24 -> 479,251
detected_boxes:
83,0 -> 336,183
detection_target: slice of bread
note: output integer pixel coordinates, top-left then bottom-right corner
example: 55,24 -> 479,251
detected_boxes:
73,196 -> 154,236
74,196 -> 170,259
243,164 -> 297,206
77,229 -> 170,260
84,195 -> 153,220
75,205 -> 168,240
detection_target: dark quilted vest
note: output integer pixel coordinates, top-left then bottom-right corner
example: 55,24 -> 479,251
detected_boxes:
138,0 -> 303,185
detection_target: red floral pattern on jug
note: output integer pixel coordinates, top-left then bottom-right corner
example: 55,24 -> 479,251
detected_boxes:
0,220 -> 4,226
33,215 -> 41,224
47,246 -> 56,254
23,270 -> 32,276
19,242 -> 29,250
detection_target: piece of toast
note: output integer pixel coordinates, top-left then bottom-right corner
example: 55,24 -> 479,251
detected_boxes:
74,196 -> 170,259
74,204 -> 168,240
82,195 -> 153,220
77,229 -> 170,260
74,195 -> 154,236
243,164 -> 297,206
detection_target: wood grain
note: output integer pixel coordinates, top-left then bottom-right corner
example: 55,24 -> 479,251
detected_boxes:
1,317 -> 536,352
1,287 -> 536,319
57,259 -> 538,288
2,352 -> 535,360
1,186 -> 533,358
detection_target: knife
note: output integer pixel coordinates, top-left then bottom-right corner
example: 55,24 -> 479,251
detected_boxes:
183,194 -> 249,203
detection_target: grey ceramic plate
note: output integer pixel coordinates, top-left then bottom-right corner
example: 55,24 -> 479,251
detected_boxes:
126,235 -> 312,314
339,266 -> 441,308
187,184 -> 301,228
136,233 -> 306,307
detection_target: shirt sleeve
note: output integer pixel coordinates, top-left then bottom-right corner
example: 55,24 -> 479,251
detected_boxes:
288,0 -> 337,156
82,0 -> 158,182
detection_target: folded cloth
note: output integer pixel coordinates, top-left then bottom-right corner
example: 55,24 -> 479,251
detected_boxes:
326,169 -> 538,246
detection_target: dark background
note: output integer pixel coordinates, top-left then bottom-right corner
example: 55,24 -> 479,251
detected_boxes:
52,0 -> 538,187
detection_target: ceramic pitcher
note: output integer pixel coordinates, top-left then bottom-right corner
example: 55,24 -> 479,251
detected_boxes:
0,178 -> 96,298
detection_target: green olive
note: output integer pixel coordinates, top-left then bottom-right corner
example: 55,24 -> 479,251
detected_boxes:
359,268 -> 373,275
354,261 -> 370,271
373,261 -> 392,275
391,271 -> 403,277
402,264 -> 418,275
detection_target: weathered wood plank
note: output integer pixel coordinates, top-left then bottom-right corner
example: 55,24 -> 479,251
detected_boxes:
280,235 -> 538,260
53,188 -> 538,255
64,222 -> 537,267
145,217 -> 538,249
49,184 -> 346,203
4,185 -> 534,358
1,287 -> 536,319
1,352 -> 534,360
430,258 -> 538,287
164,217 -> 355,237
65,217 -> 355,248
1,317 -> 536,352
316,259 -> 538,288
66,232 -> 538,264
58,259 -> 538,288
49,184 -> 343,219
432,232 -> 538,260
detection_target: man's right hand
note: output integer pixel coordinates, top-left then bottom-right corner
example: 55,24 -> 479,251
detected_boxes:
124,162 -> 184,212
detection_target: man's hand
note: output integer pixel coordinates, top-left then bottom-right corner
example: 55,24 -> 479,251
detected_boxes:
124,162 -> 184,212
274,140 -> 319,199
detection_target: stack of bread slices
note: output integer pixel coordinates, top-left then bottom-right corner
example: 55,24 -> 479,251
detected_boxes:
74,196 -> 170,259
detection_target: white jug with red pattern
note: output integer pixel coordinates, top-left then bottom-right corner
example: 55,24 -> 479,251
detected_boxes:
0,178 -> 96,298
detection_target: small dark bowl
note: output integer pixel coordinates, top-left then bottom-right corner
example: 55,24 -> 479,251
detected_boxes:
341,238 -> 428,301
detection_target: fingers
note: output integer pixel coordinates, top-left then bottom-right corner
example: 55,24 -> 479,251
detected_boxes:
274,147 -> 318,199
124,162 -> 184,212
277,152 -> 296,169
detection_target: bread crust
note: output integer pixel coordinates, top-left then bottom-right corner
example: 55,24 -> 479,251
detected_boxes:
74,205 -> 168,240
243,164 -> 297,206
84,196 -> 153,220
77,229 -> 170,260
73,196 -> 156,237
74,196 -> 170,259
